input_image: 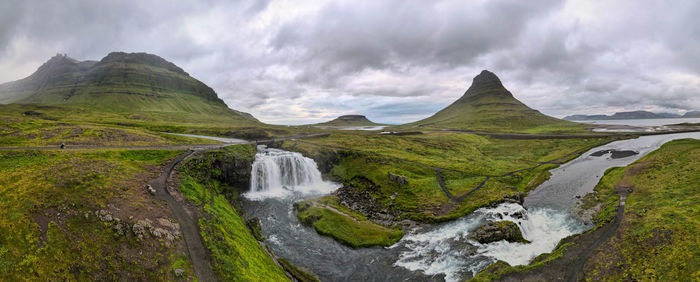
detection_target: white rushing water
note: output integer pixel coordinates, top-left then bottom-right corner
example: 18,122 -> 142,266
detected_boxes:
395,132 -> 700,281
395,203 -> 584,282
244,145 -> 340,200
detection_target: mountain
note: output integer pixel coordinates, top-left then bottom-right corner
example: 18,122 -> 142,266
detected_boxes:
657,112 -> 682,118
563,114 -> 608,120
314,115 -> 384,126
564,111 -> 689,120
683,111 -> 700,118
0,52 -> 258,123
400,70 -> 577,132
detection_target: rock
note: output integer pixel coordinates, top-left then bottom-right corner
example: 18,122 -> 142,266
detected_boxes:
387,172 -> 408,186
113,223 -> 126,236
96,210 -> 113,222
132,219 -> 153,240
147,184 -> 156,195
469,221 -> 529,244
173,268 -> 185,277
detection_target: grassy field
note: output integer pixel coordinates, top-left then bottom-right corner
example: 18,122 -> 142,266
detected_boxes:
281,132 -> 611,248
0,149 -> 193,280
0,104 -> 320,146
581,138 -> 700,281
178,144 -> 290,281
472,138 -> 700,281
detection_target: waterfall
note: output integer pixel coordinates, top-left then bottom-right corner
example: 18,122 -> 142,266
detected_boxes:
394,203 -> 585,282
245,145 -> 339,200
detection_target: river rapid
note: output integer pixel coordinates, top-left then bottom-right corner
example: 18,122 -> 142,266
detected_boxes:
241,132 -> 700,281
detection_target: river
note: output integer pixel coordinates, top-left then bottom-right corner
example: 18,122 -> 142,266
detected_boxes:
240,132 -> 700,281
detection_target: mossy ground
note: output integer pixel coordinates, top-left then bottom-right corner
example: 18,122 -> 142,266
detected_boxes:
282,132 -> 610,223
472,138 -> 700,281
178,144 -> 289,281
0,149 -> 192,280
296,196 -> 404,248
0,104 -> 320,146
582,138 -> 700,281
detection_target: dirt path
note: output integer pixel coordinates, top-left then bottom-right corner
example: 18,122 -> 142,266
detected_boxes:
151,150 -> 216,282
564,189 -> 630,282
0,133 -> 331,151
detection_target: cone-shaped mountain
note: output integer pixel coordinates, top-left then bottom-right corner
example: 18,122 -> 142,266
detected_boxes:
402,70 -> 577,132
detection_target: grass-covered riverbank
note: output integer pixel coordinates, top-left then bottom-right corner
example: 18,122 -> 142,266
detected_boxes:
281,132 -> 612,247
177,144 -> 290,281
473,138 -> 700,281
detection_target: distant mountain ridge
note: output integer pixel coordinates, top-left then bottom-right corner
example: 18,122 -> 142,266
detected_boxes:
398,70 -> 578,132
0,52 -> 258,123
564,110 -> 697,120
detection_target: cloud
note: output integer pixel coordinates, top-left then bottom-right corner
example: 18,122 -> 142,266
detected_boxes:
0,0 -> 699,123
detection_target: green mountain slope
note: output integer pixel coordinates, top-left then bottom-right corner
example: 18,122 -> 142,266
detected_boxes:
0,52 -> 257,124
399,70 -> 582,133
314,115 -> 385,127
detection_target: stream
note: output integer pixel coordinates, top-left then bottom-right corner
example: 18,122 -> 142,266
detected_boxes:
240,132 -> 700,281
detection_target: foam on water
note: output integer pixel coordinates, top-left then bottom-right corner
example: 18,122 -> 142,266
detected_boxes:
243,145 -> 340,200
395,203 -> 585,281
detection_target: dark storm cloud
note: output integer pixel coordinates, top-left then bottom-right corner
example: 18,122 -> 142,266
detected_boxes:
0,0 -> 698,124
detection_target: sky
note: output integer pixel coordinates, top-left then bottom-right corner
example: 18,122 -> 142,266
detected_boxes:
0,0 -> 698,125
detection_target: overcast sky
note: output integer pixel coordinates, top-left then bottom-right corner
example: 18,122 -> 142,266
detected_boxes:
1,0 -> 698,124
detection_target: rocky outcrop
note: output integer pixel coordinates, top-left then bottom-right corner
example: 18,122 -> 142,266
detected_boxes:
487,193 -> 525,208
469,221 -> 529,244
387,173 -> 408,186
180,149 -> 255,193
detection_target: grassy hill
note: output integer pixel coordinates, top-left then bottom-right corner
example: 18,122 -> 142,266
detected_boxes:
0,52 -> 257,125
396,70 -> 584,133
313,115 -> 385,127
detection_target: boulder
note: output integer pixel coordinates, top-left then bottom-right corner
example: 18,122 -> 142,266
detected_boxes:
469,221 -> 529,244
173,268 -> 185,277
387,172 -> 408,186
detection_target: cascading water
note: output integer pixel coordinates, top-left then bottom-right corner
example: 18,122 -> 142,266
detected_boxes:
394,203 -> 585,281
240,132 -> 700,282
244,145 -> 339,200
393,132 -> 700,281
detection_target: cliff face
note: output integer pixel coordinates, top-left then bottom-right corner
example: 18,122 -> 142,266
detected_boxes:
0,52 -> 257,124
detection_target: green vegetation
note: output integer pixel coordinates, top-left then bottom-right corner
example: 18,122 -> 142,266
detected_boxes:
283,132 -> 610,222
470,241 -> 575,281
582,138 -> 700,281
277,257 -> 320,282
474,138 -> 700,281
295,196 -> 404,248
178,144 -> 289,281
393,70 -> 586,134
0,149 -> 188,280
312,115 -> 385,127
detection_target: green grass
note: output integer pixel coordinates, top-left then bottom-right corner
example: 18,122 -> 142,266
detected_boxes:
470,241 -> 575,281
282,132 -> 610,222
582,138 -> 700,281
178,144 -> 289,281
0,149 -> 185,280
474,138 -> 700,281
296,196 -> 404,248
393,81 -> 587,134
